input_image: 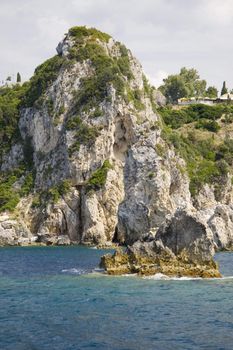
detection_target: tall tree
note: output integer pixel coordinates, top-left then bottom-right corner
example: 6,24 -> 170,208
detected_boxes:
221,81 -> 228,96
16,72 -> 21,83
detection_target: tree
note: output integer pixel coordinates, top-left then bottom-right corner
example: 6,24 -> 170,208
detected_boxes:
206,86 -> 218,98
16,72 -> 21,83
159,67 -> 207,104
221,81 -> 228,96
194,80 -> 207,97
159,75 -> 189,104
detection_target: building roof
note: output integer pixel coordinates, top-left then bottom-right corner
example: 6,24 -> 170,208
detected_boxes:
219,93 -> 233,100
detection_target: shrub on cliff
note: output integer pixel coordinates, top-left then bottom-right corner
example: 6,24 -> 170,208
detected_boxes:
0,84 -> 28,161
22,55 -> 65,107
87,160 -> 112,191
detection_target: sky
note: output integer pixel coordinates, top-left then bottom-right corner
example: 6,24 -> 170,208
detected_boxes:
0,0 -> 233,91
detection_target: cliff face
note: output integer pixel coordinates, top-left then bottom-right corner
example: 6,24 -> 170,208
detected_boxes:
0,26 -> 233,254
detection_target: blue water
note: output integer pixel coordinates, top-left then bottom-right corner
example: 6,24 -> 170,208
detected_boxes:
0,246 -> 233,350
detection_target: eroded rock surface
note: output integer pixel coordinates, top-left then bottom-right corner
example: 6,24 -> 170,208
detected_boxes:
101,210 -> 221,278
0,26 -> 233,266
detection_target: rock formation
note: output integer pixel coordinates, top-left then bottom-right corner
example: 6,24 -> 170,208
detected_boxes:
101,210 -> 221,278
0,26 -> 233,277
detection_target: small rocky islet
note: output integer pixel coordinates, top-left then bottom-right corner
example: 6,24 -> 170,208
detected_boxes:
1,26 -> 233,277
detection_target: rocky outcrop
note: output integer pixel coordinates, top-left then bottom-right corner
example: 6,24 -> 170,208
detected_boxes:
0,25 -> 233,271
0,215 -> 35,246
101,210 -> 221,278
1,26 -> 190,247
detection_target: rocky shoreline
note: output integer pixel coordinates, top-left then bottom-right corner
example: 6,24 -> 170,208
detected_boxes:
100,247 -> 221,278
100,210 -> 222,278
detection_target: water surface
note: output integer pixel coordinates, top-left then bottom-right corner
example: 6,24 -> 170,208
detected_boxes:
0,246 -> 233,350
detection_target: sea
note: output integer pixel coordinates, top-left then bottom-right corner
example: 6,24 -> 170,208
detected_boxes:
0,246 -> 233,350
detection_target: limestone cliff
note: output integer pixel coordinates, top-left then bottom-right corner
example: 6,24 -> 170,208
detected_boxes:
0,26 -> 233,258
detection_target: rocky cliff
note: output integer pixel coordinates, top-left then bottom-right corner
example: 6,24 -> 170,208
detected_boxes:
0,26 -> 233,265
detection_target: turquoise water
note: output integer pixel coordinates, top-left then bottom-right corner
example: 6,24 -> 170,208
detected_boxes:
0,246 -> 233,350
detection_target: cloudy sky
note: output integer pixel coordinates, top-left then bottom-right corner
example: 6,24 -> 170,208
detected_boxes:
0,0 -> 232,91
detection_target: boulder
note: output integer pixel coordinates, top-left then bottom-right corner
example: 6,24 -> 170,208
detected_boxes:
101,210 -> 221,278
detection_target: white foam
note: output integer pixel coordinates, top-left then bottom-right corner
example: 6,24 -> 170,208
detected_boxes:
93,267 -> 105,272
143,273 -> 202,281
61,268 -> 86,275
143,274 -> 233,281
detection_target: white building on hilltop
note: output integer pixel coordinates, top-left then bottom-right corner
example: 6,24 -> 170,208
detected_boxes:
178,93 -> 233,106
219,93 -> 233,101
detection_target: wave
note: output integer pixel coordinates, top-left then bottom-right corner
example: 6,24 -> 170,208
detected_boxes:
143,273 -> 233,281
92,267 -> 105,272
61,268 -> 87,275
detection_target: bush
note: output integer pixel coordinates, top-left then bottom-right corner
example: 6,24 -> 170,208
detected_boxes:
126,88 -> 145,111
67,116 -> 99,155
22,55 -> 65,107
159,103 -> 227,130
58,180 -> 71,195
87,160 -> 112,191
68,32 -> 135,113
117,56 -> 133,80
68,26 -> 111,43
195,119 -> 220,132
216,138 -> 233,165
0,174 -> 20,212
161,127 -> 229,196
20,173 -> 34,196
0,84 -> 28,161
66,116 -> 82,130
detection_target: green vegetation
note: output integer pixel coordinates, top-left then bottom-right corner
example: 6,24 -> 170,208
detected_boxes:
155,143 -> 166,157
161,127 -> 231,196
126,88 -> 145,111
68,26 -> 111,43
46,98 -> 54,115
31,179 -> 72,208
159,101 -> 233,196
66,115 -> 82,130
0,174 -> 20,212
67,115 -> 99,155
67,27 -> 144,114
20,173 -> 34,196
158,104 -> 232,130
0,84 -> 28,161
47,179 -> 72,203
0,167 -> 34,213
16,72 -> 21,83
22,55 -> 65,107
195,119 -> 220,132
221,81 -> 228,96
206,86 -> 218,98
159,67 -> 218,104
87,160 -> 112,191
164,130 -> 232,197
89,107 -> 103,118
71,41 -> 127,112
57,179 -> 72,195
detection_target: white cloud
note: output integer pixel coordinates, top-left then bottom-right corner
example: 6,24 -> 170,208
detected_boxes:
202,0 -> 233,24
36,16 -> 70,50
148,70 -> 168,88
0,0 -> 232,89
